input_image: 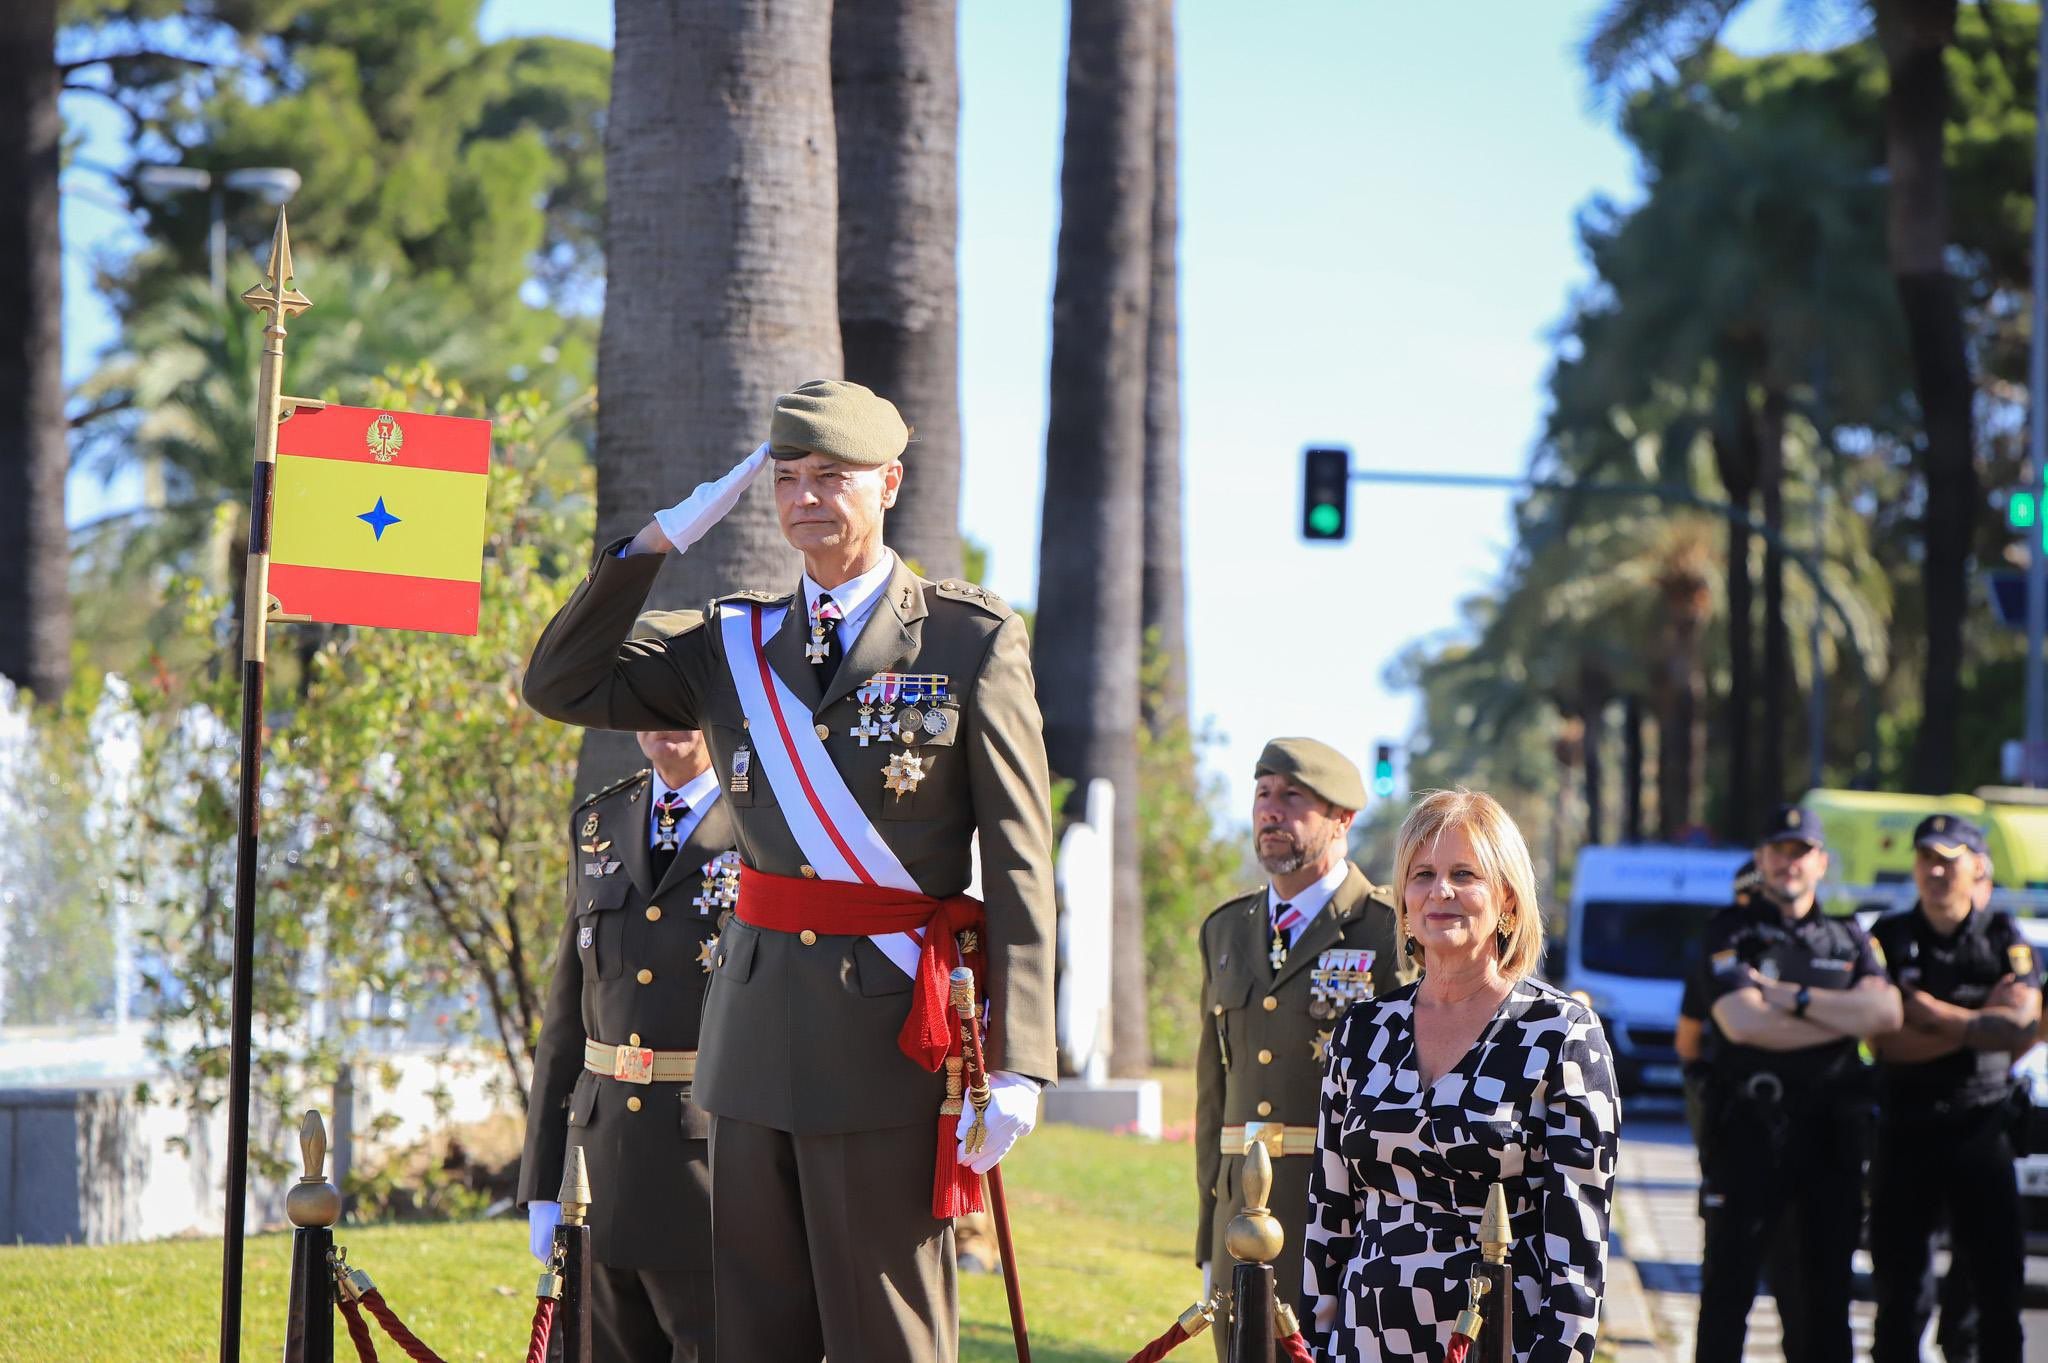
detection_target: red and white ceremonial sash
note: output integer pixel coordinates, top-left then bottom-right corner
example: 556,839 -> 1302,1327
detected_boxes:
717,602 -> 923,975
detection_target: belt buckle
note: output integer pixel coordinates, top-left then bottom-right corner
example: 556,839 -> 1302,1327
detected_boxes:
1240,1120 -> 1286,1160
614,1044 -> 655,1085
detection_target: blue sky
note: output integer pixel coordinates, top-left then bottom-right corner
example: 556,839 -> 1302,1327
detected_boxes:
58,1 -> 1816,808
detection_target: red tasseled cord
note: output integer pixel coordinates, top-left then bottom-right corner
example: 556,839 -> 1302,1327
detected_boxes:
1443,1331 -> 1474,1363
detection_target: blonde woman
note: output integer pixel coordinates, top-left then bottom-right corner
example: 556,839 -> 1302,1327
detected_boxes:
1302,790 -> 1619,1362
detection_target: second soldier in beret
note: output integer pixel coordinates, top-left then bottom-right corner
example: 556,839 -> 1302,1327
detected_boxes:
1193,737 -> 1406,1349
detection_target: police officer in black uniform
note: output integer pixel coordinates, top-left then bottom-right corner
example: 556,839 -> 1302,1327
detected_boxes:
1687,804 -> 1902,1363
1868,815 -> 2042,1363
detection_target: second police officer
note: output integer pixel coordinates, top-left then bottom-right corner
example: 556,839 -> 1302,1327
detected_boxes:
1688,804 -> 1901,1363
1868,815 -> 2042,1363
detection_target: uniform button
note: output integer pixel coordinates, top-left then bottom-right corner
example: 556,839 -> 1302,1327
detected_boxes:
646,905 -> 662,922
628,1032 -> 641,1046
1212,1004 -> 1224,1017
1258,1049 -> 1274,1065
585,899 -> 596,911
715,952 -> 725,967
800,865 -> 817,879
815,723 -> 831,740
1256,1101 -> 1273,1117
741,717 -> 749,728
636,968 -> 654,985
1262,996 -> 1278,1012
626,1096 -> 642,1113
800,929 -> 818,946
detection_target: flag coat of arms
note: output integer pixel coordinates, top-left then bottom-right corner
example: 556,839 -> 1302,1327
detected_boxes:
269,404 -> 493,635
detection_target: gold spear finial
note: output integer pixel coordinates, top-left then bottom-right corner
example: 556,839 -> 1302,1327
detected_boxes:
559,1145 -> 593,1226
284,1109 -> 342,1229
1481,1182 -> 1511,1265
1224,1139 -> 1286,1265
240,205 -> 312,319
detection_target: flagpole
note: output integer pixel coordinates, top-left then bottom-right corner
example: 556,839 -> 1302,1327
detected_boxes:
220,206 -> 311,1363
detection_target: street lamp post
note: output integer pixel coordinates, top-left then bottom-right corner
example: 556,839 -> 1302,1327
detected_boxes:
134,163 -> 303,297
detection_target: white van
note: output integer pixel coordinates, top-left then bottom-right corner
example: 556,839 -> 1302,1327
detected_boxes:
1562,845 -> 1750,1093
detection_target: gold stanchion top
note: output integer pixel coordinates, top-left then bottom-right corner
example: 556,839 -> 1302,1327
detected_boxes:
1224,1140 -> 1286,1265
285,1109 -> 342,1229
1481,1182 -> 1511,1264
241,207 -> 312,319
559,1145 -> 593,1226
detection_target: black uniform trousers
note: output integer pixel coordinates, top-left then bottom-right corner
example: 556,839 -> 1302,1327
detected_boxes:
1695,1086 -> 1867,1363
591,1263 -> 714,1363
1870,1102 -> 2023,1363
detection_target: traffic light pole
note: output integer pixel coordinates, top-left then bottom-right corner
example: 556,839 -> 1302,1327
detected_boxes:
2026,0 -> 2047,787
1343,467 -> 1881,789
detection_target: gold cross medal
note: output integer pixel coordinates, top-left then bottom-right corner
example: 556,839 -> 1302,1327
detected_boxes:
883,750 -> 926,800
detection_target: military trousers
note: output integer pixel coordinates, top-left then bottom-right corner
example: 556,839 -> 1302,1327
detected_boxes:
1870,1103 -> 2023,1363
709,1115 -> 957,1363
1694,1090 -> 1866,1363
591,1261 -> 714,1363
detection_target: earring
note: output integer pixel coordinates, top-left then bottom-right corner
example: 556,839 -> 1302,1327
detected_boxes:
1404,934 -> 1421,959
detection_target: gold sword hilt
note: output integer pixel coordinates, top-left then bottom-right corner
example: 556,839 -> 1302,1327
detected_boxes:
949,966 -> 992,1155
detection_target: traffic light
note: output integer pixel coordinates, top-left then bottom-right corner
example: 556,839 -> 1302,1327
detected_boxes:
1372,742 -> 1396,799
1302,446 -> 1350,542
2011,489 -> 2046,551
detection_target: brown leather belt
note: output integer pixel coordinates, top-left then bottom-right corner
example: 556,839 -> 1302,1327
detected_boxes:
583,1038 -> 697,1085
1220,1120 -> 1317,1158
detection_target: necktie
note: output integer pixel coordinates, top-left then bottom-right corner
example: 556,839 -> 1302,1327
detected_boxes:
651,791 -> 688,884
1270,901 -> 1303,971
809,593 -> 845,687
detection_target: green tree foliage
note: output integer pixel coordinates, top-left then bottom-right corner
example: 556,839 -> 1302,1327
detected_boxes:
109,374 -> 592,1161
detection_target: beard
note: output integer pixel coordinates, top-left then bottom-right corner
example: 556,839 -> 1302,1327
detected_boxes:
1257,822 -> 1341,878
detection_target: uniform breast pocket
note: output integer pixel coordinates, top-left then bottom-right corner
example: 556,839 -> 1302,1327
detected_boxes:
577,877 -> 630,980
708,724 -> 773,809
878,709 -> 961,820
716,921 -> 759,983
567,1071 -> 600,1129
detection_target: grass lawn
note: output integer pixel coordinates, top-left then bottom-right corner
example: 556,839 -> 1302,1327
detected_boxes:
0,1118 -> 1211,1363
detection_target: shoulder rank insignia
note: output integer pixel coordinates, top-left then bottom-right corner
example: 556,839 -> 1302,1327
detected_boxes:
2011,943 -> 2035,977
1869,935 -> 1887,968
1711,948 -> 1739,976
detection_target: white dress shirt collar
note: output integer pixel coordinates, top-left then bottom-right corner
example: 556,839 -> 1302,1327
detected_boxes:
1267,856 -> 1351,942
649,765 -> 722,848
800,550 -> 897,647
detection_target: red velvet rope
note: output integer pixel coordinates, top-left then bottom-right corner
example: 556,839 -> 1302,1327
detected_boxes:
1443,1332 -> 1474,1363
524,1296 -> 556,1363
359,1289 -> 451,1363
1279,1330 -> 1315,1363
1123,1321 -> 1191,1363
335,1292 -> 380,1363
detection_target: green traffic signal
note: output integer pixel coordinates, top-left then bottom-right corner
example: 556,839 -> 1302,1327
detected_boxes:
2012,490 -> 2039,531
1308,504 -> 1343,537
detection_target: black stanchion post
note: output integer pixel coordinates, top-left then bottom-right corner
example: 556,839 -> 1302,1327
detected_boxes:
282,1111 -> 341,1363
549,1146 -> 593,1363
1475,1184 -> 1513,1363
1222,1138 -> 1281,1363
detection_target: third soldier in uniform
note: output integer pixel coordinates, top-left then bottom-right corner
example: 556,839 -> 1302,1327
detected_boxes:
520,620 -> 740,1362
1194,737 -> 1404,1344
1868,815 -> 2042,1363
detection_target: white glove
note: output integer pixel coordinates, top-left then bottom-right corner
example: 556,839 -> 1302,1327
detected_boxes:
1201,1260 -> 1213,1300
528,1200 -> 561,1263
959,1070 -> 1040,1174
651,443 -> 771,552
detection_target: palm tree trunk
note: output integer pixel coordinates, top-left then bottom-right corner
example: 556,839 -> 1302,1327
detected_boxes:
1875,0 -> 1973,794
1711,416 -> 1757,842
1140,0 -> 1187,733
585,0 -> 836,786
1035,0 -> 1155,1077
0,0 -> 70,703
832,0 -> 962,583
1622,693 -> 1645,844
1757,388 -> 1790,807
1656,564 -> 1711,842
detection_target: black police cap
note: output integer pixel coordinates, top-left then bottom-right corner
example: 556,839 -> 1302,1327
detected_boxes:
1913,813 -> 1987,859
1757,803 -> 1825,850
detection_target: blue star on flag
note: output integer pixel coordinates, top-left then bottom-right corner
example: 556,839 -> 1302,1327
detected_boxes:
357,496 -> 401,541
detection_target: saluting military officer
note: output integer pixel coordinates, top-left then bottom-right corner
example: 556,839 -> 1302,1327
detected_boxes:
1868,815 -> 2042,1363
1194,738 -> 1404,1343
522,380 -> 1057,1363
519,615 -> 742,1363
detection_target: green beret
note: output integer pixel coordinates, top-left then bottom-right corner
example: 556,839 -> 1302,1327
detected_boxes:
630,609 -> 703,642
769,379 -> 909,466
1255,737 -> 1365,811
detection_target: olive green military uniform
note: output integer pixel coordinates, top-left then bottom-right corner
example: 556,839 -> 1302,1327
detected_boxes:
523,546 -> 1057,1363
1195,863 -> 1404,1340
519,768 -> 739,1363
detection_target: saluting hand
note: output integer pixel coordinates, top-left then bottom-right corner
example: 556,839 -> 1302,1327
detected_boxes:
628,443 -> 771,555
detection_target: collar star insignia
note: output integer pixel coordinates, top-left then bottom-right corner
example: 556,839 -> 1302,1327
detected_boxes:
883,750 -> 927,799
698,935 -> 720,974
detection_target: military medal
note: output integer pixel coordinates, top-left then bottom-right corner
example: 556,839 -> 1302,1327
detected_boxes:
698,935 -> 720,973
578,838 -> 611,854
581,811 -> 600,839
850,682 -> 885,746
1310,949 -> 1374,1020
922,709 -> 950,737
582,857 -> 621,877
730,744 -> 752,795
1312,1028 -> 1335,1063
805,596 -> 843,666
693,851 -> 741,914
653,789 -> 686,851
883,750 -> 927,799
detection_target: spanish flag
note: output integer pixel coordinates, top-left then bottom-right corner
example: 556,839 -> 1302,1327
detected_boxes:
269,404 -> 493,635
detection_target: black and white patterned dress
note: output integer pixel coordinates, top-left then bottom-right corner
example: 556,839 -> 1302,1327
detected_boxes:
1301,979 -> 1619,1362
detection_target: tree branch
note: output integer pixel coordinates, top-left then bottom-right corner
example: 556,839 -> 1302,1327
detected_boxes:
58,50 -> 219,76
